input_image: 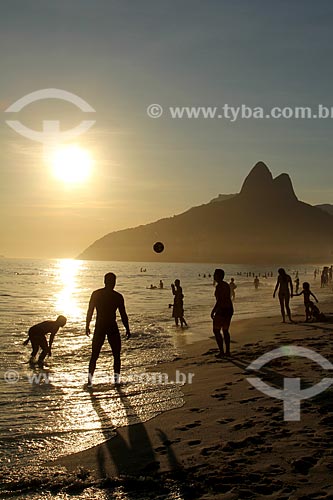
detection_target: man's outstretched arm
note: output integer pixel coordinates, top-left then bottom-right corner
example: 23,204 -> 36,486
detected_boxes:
86,292 -> 96,336
119,298 -> 130,339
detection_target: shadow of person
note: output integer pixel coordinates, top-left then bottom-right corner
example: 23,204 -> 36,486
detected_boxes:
155,428 -> 198,498
227,356 -> 288,388
89,384 -> 158,479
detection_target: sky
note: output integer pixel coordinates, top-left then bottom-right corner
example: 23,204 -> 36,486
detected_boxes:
1,0 -> 333,258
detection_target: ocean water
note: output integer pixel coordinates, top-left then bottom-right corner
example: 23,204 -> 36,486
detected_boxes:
0,258 -> 329,498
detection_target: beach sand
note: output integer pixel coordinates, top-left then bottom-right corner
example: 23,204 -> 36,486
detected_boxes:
15,307 -> 332,499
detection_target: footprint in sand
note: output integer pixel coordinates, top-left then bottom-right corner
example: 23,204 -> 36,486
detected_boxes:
232,420 -> 255,430
187,439 -> 201,446
154,446 -> 167,454
175,420 -> 201,431
239,396 -> 260,404
211,391 -> 227,400
292,456 -> 318,475
200,444 -> 220,456
217,417 -> 235,424
189,407 -> 205,413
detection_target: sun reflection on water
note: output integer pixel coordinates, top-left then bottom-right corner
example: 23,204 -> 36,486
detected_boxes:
54,259 -> 83,320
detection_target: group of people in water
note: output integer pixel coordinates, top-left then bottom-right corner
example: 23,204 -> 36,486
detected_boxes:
23,266 -> 328,386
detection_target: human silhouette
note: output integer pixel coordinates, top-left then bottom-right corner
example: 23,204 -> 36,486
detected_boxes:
295,282 -> 318,322
273,268 -> 293,323
23,315 -> 67,367
294,277 -> 300,294
159,280 -> 164,289
229,278 -> 237,301
321,267 -> 329,287
211,269 -> 233,358
171,279 -> 187,327
86,273 -> 130,386
254,276 -> 260,289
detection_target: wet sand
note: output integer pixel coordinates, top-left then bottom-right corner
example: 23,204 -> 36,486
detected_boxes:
50,305 -> 333,499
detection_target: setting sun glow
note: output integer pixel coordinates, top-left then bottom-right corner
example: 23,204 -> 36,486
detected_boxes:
51,145 -> 93,184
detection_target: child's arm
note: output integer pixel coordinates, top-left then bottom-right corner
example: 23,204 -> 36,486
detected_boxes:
310,292 -> 319,302
294,291 -> 303,297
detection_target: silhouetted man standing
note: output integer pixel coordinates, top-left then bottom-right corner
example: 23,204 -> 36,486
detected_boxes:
86,273 -> 130,386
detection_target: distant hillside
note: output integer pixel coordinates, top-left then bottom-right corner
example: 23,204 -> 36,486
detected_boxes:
316,204 -> 333,216
78,162 -> 333,264
210,193 -> 237,203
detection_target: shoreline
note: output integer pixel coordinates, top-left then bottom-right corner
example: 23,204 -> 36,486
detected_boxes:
48,301 -> 333,499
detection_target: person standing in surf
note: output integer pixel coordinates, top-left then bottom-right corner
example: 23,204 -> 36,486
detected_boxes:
273,268 -> 294,323
86,272 -> 131,386
211,269 -> 233,358
171,279 -> 187,327
23,315 -> 67,367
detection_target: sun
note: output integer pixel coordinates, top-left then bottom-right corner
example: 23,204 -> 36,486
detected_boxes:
51,145 -> 93,184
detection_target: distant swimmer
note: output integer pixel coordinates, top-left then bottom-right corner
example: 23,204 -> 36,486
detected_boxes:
23,315 -> 67,367
254,276 -> 260,289
171,279 -> 187,327
86,273 -> 131,386
229,278 -> 237,301
149,284 -> 157,289
295,282 -> 318,322
159,280 -> 164,289
211,269 -> 233,358
273,268 -> 294,323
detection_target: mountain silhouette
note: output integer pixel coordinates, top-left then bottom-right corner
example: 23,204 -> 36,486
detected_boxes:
316,204 -> 333,216
78,162 -> 333,264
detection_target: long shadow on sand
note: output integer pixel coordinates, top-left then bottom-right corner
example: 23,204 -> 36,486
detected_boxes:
227,356 -> 290,388
89,385 -> 196,498
90,385 -> 157,478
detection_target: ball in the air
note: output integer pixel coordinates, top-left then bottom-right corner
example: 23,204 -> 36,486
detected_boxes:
153,241 -> 164,253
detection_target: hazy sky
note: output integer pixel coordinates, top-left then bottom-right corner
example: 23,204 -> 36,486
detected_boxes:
1,0 -> 333,258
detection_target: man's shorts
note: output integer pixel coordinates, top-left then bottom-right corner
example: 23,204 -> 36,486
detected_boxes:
213,309 -> 233,330
92,322 -> 121,353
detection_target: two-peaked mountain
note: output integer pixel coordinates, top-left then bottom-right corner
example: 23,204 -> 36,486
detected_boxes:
78,162 -> 333,264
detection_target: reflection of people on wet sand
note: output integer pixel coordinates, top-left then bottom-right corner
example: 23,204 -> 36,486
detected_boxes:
273,268 -> 294,323
295,282 -> 318,322
211,269 -> 233,358
23,315 -> 67,367
86,273 -> 131,386
171,279 -> 187,327
229,278 -> 237,301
